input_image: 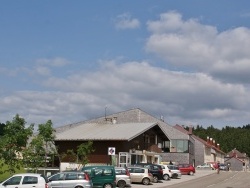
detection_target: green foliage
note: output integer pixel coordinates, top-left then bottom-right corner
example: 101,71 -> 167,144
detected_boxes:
22,136 -> 46,172
61,141 -> 95,166
77,141 -> 95,166
190,124 -> 250,156
0,160 -> 26,182
0,114 -> 34,174
0,123 -> 6,136
22,120 -> 56,173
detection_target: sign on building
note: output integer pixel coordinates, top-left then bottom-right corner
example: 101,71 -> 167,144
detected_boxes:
108,147 -> 116,155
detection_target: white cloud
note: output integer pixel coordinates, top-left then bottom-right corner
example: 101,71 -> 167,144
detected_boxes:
146,11 -> 250,84
115,13 -> 140,30
1,60 -> 250,128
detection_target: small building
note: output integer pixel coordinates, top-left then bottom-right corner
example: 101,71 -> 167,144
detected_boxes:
224,149 -> 249,171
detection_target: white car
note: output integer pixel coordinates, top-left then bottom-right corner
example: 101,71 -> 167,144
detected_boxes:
197,163 -> 211,169
167,165 -> 182,179
159,165 -> 172,180
0,173 -> 49,188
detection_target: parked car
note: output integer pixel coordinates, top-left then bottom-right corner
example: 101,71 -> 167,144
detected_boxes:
48,171 -> 92,188
196,163 -> 212,169
159,165 -> 172,180
207,162 -> 218,170
167,165 -> 182,179
82,165 -> 116,188
115,167 -> 131,187
0,173 -> 49,188
177,164 -> 195,175
134,163 -> 163,183
127,166 -> 153,185
219,163 -> 229,171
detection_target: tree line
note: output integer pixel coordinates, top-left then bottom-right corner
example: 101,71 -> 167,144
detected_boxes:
184,124 -> 250,157
0,114 -> 94,175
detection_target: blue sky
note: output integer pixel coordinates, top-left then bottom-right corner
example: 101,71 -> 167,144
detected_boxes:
1,0 -> 250,129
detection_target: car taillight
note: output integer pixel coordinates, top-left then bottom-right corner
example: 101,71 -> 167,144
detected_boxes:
160,169 -> 163,175
148,173 -> 153,176
45,183 -> 48,188
85,173 -> 91,181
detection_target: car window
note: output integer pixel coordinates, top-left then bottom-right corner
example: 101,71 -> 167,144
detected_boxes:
49,173 -> 65,181
22,176 -> 38,184
115,169 -> 127,175
77,173 -> 86,180
65,173 -> 77,180
103,169 -> 113,176
134,168 -> 144,173
5,176 -> 22,185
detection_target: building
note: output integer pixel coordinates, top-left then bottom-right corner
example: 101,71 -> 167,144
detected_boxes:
54,108 -> 195,169
174,124 -> 225,166
224,149 -> 249,171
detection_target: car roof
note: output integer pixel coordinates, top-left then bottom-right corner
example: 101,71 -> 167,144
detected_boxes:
12,173 -> 43,176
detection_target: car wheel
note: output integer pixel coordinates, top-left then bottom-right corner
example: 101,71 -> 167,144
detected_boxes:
117,180 -> 126,188
142,177 -> 150,185
104,183 -> 113,188
163,174 -> 170,180
153,175 -> 158,183
172,174 -> 178,179
189,171 -> 194,176
75,186 -> 83,188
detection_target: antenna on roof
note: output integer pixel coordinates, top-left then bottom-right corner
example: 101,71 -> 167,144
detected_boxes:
105,106 -> 108,119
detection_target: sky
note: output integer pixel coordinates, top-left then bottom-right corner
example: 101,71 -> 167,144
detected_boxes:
1,0 -> 250,129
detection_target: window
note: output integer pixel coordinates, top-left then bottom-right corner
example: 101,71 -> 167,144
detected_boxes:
49,174 -> 64,181
22,176 -> 38,184
171,140 -> 189,153
77,174 -> 85,180
65,173 -> 77,180
6,176 -> 22,185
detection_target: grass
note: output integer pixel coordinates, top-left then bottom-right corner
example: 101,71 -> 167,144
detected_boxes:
0,163 -> 26,182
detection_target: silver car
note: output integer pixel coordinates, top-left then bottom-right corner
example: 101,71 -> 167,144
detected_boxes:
115,167 -> 131,187
127,167 -> 153,185
48,171 -> 92,188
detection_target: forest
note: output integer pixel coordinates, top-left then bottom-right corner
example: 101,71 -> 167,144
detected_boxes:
184,124 -> 250,157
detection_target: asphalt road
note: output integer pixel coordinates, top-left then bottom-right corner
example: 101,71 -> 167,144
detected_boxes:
130,170 -> 250,188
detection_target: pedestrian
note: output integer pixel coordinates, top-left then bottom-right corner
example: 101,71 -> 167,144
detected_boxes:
169,160 -> 173,165
217,161 -> 220,174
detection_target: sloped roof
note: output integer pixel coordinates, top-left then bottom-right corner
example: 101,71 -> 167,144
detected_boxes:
55,108 -> 189,141
226,149 -> 247,158
174,124 -> 226,154
55,122 -> 159,141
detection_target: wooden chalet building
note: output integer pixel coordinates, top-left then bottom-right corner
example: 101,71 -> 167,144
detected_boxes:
54,108 -> 195,169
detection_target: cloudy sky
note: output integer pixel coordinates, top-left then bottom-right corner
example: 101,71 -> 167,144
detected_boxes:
1,1 -> 250,129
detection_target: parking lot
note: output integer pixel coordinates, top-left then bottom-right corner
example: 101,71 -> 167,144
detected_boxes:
129,169 -> 215,188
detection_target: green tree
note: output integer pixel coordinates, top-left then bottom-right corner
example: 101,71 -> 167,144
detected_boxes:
61,141 -> 95,169
22,120 -> 56,173
22,136 -> 45,172
0,123 -> 6,136
37,120 -> 56,170
77,141 -> 95,167
0,114 -> 33,174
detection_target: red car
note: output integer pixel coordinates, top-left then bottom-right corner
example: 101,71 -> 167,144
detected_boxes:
177,164 -> 195,175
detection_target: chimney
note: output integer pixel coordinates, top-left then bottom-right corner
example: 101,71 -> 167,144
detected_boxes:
217,143 -> 220,150
188,126 -> 192,135
207,136 -> 209,144
213,139 -> 215,146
